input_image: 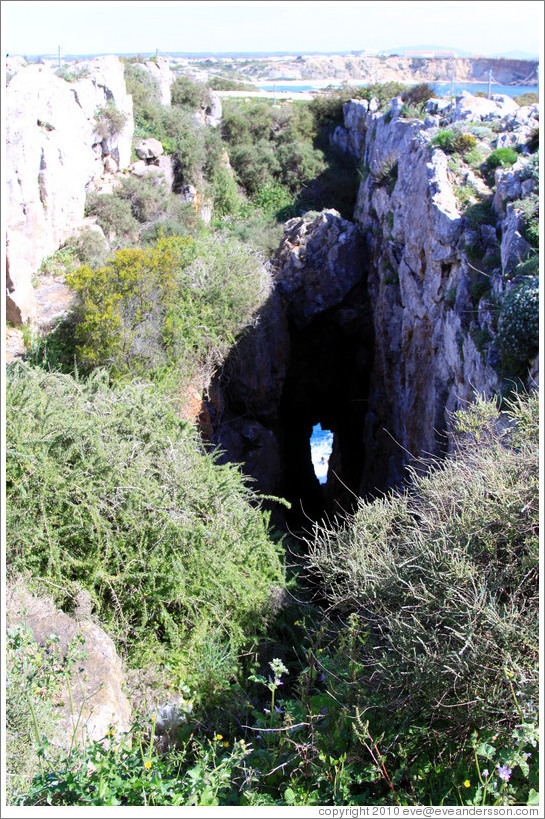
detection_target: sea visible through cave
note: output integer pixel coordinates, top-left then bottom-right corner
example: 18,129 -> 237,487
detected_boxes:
310,423 -> 334,485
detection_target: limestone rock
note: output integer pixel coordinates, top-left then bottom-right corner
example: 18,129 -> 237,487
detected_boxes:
135,137 -> 164,160
274,210 -> 365,328
5,56 -> 133,324
6,584 -> 132,746
143,57 -> 174,106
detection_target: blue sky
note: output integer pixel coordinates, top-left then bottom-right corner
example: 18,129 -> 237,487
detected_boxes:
2,1 -> 543,57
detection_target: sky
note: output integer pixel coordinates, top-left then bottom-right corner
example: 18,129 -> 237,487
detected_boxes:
1,0 -> 543,58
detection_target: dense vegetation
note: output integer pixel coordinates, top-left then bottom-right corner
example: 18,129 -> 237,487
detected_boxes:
6,70 -> 540,807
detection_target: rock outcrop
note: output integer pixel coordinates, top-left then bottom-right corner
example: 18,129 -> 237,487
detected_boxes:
7,583 -> 132,746
5,56 -> 133,324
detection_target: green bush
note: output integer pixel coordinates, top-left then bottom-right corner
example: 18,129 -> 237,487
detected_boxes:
118,175 -> 169,223
85,193 -> 139,239
431,129 -> 477,156
171,75 -> 211,111
5,363 -> 285,684
514,92 -> 539,107
496,277 -> 539,366
65,235 -> 271,388
308,393 -> 539,738
94,102 -> 128,139
63,229 -> 109,268
512,193 -> 539,247
486,147 -> 519,171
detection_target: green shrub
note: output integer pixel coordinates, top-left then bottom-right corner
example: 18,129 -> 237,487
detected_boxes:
308,393 -> 539,738
211,165 -> 241,216
5,364 -> 285,684
63,229 -> 109,268
431,129 -> 477,156
118,175 -> 169,223
514,92 -> 539,107
65,235 -> 271,388
496,277 -> 539,366
171,75 -> 211,110
513,253 -> 539,279
486,147 -> 519,171
94,102 -> 128,139
512,193 -> 539,248
85,193 -> 139,239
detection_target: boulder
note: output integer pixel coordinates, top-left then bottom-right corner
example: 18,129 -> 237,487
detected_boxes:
135,137 -> 164,160
6,583 -> 132,746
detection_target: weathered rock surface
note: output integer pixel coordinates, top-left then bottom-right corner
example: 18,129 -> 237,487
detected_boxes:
5,56 -> 133,325
7,583 -> 132,745
274,210 -> 365,327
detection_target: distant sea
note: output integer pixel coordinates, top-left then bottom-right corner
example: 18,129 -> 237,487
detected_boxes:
257,81 -> 538,98
311,424 -> 333,485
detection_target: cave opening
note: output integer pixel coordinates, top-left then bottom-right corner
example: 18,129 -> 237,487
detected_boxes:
310,423 -> 333,485
278,286 -> 374,530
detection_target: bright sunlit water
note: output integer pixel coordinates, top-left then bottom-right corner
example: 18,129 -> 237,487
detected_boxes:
257,82 -> 538,99
310,423 -> 333,485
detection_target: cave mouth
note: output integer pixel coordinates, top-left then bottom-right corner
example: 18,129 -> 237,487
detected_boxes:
278,288 -> 374,529
310,423 -> 333,485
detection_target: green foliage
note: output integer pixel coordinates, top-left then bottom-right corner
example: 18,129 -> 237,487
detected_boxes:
85,192 -> 139,239
55,63 -> 89,83
39,246 -> 79,278
496,277 -> 539,368
18,725 -> 252,806
63,229 -> 109,269
514,92 -> 539,107
308,393 -> 539,739
208,76 -> 255,91
171,75 -> 211,110
65,235 -> 271,388
486,147 -> 519,171
5,623 -> 85,803
5,364 -> 285,684
94,102 -> 128,139
513,253 -> 539,279
512,193 -> 539,247
118,175 -> 169,223
431,129 -> 477,156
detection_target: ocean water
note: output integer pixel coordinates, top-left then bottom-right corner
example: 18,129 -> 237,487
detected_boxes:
311,424 -> 333,485
257,81 -> 538,99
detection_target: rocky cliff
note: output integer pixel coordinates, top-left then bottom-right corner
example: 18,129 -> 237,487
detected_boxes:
209,91 -> 538,520
5,56 -> 133,323
240,54 -> 538,86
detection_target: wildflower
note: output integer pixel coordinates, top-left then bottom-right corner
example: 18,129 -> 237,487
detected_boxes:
294,620 -> 300,626
223,741 -> 229,748
482,769 -> 489,778
497,764 -> 512,782
214,733 -> 223,741
144,760 -> 152,770
463,780 -> 471,788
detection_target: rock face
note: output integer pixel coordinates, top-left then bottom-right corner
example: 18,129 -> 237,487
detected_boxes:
209,212 -> 369,523
6,584 -> 132,745
211,92 -> 537,520
332,92 -> 538,493
5,57 -> 133,324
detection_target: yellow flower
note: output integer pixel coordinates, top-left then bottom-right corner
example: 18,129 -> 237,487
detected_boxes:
214,733 -> 223,741
144,760 -> 152,770
223,741 -> 229,748
463,780 -> 471,788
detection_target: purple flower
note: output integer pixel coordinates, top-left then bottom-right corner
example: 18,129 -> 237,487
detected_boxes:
274,705 -> 283,714
497,764 -> 512,782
